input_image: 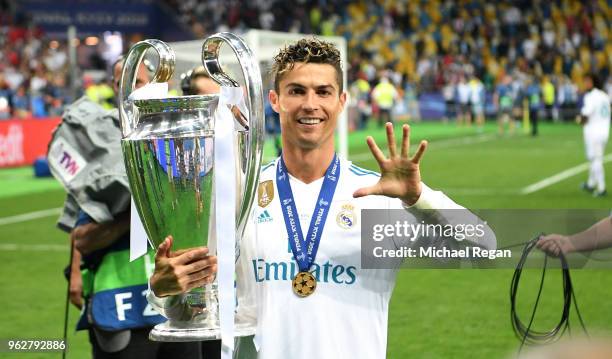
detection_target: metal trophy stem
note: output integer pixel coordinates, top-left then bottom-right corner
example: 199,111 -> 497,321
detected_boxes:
118,33 -> 264,341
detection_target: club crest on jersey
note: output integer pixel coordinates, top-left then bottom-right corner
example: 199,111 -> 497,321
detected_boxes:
336,204 -> 356,229
258,180 -> 274,208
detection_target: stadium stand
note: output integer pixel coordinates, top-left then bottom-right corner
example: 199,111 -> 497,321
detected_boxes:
0,0 -> 609,122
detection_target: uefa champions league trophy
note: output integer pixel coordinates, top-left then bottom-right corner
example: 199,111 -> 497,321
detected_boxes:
118,33 -> 264,341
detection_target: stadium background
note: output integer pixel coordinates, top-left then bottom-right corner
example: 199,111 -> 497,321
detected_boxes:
0,0 -> 610,358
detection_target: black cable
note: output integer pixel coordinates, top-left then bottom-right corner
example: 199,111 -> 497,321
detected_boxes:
510,234 -> 588,355
62,242 -> 74,359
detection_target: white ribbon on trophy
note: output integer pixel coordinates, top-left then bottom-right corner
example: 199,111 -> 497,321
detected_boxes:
216,85 -> 247,358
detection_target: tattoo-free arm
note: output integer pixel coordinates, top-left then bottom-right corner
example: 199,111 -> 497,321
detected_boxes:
71,211 -> 130,255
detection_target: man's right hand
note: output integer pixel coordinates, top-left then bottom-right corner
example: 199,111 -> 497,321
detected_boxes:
150,236 -> 217,297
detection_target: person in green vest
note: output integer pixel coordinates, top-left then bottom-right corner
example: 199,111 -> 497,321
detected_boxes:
372,75 -> 398,127
541,75 -> 556,122
50,58 -> 203,359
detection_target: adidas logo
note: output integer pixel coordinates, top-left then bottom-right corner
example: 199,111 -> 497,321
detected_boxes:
257,210 -> 273,223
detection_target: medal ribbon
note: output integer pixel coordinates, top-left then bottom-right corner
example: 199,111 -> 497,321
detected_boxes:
276,154 -> 340,272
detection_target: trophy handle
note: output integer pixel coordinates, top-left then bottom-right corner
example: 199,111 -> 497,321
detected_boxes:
201,32 -> 265,237
118,39 -> 175,138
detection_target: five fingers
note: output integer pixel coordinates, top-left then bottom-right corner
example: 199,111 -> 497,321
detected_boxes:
369,123 -> 427,164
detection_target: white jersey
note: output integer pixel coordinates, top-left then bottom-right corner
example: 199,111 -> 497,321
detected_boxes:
581,88 -> 611,140
457,82 -> 471,104
239,157 -> 489,359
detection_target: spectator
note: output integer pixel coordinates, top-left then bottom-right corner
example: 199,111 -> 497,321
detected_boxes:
525,75 -> 542,136
349,72 -> 371,130
456,75 -> 471,126
541,75 -> 556,121
11,83 -> 30,118
0,74 -> 13,119
372,76 -> 398,126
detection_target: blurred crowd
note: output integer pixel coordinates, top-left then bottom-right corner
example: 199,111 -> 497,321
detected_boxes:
0,12 -> 75,119
342,0 -> 611,127
1,0 -> 610,124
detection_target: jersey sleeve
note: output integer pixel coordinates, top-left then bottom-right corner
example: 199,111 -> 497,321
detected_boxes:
394,183 -> 497,252
581,92 -> 594,117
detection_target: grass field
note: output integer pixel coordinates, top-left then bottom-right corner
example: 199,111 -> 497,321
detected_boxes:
0,121 -> 610,359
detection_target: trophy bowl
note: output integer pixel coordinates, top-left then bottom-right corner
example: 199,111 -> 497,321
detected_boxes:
118,33 -> 264,341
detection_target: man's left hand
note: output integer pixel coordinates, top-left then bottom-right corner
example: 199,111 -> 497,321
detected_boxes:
353,122 -> 428,206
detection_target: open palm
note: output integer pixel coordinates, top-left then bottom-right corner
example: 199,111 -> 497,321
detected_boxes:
353,123 -> 428,206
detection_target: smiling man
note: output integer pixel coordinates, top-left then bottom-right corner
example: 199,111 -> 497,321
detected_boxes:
149,38 -> 494,359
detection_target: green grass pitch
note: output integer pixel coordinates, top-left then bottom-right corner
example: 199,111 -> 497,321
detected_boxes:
0,121 -> 610,358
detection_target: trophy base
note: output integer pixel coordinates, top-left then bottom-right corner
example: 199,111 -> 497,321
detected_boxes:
149,321 -> 255,342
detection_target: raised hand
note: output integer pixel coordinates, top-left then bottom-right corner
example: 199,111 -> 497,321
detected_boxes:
150,235 -> 217,297
353,122 -> 428,206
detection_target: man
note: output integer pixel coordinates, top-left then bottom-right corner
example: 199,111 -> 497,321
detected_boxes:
456,74 -> 471,126
541,75 -> 556,122
525,74 -> 541,136
181,65 -> 221,96
495,74 -> 515,135
148,38 -> 494,358
50,59 -> 202,358
371,75 -> 398,126
578,73 -> 610,197
468,74 -> 485,131
349,71 -> 371,129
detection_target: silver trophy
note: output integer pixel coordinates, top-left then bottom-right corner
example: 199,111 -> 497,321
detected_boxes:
118,33 -> 264,341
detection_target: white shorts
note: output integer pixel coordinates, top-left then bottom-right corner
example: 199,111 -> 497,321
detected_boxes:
584,132 -> 608,160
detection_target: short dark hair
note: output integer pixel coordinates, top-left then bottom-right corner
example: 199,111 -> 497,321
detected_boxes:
181,66 -> 212,95
271,37 -> 343,93
585,73 -> 602,90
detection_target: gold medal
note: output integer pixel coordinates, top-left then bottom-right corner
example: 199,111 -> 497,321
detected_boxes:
292,271 -> 317,297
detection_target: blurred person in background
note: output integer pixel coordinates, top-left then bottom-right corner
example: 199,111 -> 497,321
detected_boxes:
349,72 -> 371,130
372,75 -> 398,127
510,72 -> 525,127
11,83 -> 30,118
403,75 -> 420,122
0,74 -> 13,119
456,74 -> 471,126
495,75 -> 515,135
558,75 -> 578,122
442,76 -> 455,123
541,75 -> 556,121
43,73 -> 72,116
525,74 -> 542,136
469,74 -> 485,131
181,65 -> 221,96
578,73 -> 610,197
